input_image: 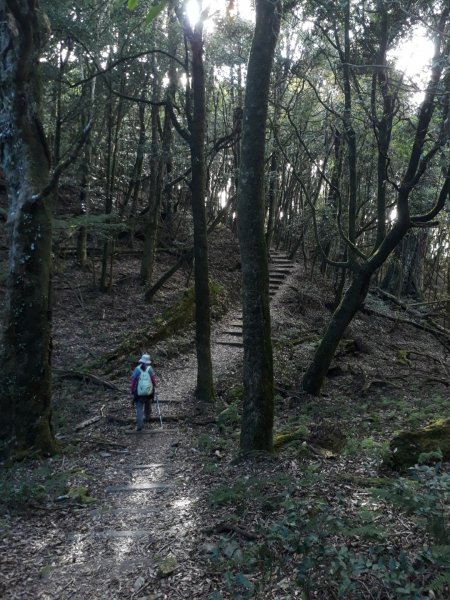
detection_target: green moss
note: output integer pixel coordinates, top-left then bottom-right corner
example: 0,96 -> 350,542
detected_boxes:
396,349 -> 411,366
217,403 -> 241,431
155,556 -> 178,578
338,474 -> 393,488
227,385 -> 244,402
273,426 -> 309,449
383,417 -> 450,471
67,486 -> 97,504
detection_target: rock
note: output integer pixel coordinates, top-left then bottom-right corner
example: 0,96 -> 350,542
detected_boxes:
383,417 -> 450,471
133,576 -> 145,592
201,542 -> 219,555
308,423 -> 347,452
156,556 -> 177,578
223,540 -> 243,560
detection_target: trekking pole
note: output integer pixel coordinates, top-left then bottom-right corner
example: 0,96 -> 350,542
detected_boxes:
155,390 -> 163,428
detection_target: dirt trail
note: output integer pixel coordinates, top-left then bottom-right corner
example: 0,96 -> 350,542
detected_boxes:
3,351 -> 234,598
1,256 -> 298,599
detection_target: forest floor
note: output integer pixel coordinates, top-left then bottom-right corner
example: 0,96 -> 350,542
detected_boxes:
1,227 -> 449,600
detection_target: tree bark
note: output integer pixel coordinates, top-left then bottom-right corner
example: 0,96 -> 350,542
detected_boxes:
0,0 -> 55,454
237,0 -> 281,455
188,16 -> 215,404
381,230 -> 427,300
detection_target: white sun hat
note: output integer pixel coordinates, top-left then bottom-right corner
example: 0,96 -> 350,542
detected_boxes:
139,353 -> 151,364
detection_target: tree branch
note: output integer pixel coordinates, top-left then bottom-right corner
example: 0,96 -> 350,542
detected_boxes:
31,120 -> 93,203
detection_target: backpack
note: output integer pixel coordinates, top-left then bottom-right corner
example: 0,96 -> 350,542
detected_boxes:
137,367 -> 153,396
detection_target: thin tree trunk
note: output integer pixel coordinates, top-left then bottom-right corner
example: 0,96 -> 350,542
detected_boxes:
127,98 -> 147,248
188,17 -> 214,404
237,0 -> 281,455
101,71 -> 125,291
140,99 -> 162,284
77,62 -> 96,268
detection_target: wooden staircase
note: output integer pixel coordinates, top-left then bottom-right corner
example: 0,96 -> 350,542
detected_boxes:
216,251 -> 295,348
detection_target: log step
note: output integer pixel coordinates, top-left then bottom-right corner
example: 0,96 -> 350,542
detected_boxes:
68,530 -> 154,540
105,482 -> 171,492
269,268 -> 292,273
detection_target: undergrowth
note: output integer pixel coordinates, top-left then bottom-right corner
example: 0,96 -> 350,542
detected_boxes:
205,463 -> 450,598
0,461 -> 70,512
202,383 -> 450,598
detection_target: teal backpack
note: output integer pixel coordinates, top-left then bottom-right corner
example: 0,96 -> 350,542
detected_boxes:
137,367 -> 153,396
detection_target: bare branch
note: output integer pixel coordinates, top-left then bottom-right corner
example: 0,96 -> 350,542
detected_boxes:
31,120 -> 93,203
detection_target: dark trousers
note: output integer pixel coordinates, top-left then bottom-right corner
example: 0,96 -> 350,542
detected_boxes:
134,392 -> 153,427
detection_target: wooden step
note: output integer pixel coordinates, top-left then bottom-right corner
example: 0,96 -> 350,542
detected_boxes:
68,530 -> 154,540
216,341 -> 244,347
105,482 -> 171,493
269,267 -> 292,274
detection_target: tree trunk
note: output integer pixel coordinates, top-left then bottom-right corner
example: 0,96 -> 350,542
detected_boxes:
381,230 -> 427,300
302,269 -> 371,395
188,18 -> 215,404
140,99 -> 162,285
237,0 -> 281,455
302,2 -> 450,395
127,98 -> 147,249
77,63 -> 96,268
0,0 -> 55,455
101,71 -> 125,292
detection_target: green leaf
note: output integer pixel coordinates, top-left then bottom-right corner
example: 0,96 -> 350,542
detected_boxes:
235,572 -> 254,591
145,1 -> 167,24
127,0 -> 139,9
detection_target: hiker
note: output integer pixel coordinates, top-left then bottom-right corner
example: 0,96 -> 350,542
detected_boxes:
130,353 -> 157,431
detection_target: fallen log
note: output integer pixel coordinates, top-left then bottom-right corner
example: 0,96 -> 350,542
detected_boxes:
54,369 -> 122,391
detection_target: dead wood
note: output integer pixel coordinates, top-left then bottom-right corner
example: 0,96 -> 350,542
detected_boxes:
202,522 -> 258,540
361,378 -> 400,394
375,289 -> 450,335
74,416 -> 102,431
362,306 -> 450,350
107,414 -> 186,425
54,369 -> 122,391
69,435 -> 128,449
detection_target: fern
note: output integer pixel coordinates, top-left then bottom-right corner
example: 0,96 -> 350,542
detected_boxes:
429,571 -> 450,594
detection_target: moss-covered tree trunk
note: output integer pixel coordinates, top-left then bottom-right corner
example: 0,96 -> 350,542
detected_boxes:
237,0 -> 281,455
0,0 -> 55,454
